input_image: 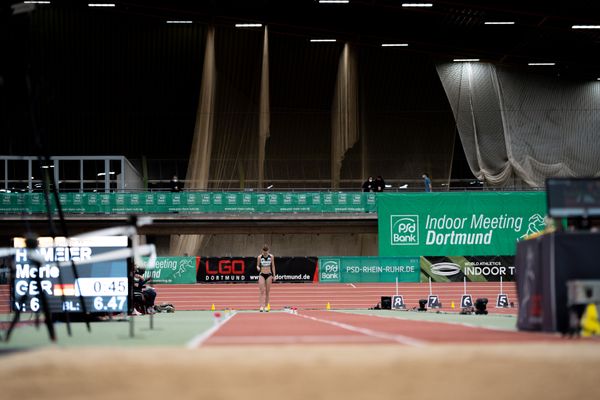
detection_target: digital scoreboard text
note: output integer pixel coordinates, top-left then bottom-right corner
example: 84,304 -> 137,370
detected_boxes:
12,236 -> 130,313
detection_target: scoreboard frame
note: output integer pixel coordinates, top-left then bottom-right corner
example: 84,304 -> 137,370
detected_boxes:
11,236 -> 133,315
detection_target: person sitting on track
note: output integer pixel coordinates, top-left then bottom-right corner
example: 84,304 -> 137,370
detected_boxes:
133,267 -> 157,314
257,245 -> 276,312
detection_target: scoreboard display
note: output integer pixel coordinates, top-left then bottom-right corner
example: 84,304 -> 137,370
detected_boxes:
12,236 -> 131,314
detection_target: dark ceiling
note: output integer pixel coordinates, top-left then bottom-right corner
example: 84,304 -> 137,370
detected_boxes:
2,0 -> 599,166
22,0 -> 599,79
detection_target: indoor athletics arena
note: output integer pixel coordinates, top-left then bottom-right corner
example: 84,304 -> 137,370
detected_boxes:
1,1 -> 600,399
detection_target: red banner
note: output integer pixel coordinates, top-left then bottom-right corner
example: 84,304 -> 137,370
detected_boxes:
197,257 -> 317,283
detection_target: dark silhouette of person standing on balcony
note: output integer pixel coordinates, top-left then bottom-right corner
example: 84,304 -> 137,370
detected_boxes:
362,176 -> 374,192
374,175 -> 385,192
170,175 -> 182,192
422,173 -> 432,192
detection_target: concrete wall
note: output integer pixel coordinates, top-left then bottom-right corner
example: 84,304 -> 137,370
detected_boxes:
154,234 -> 378,257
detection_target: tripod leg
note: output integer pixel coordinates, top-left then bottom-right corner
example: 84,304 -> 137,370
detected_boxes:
5,308 -> 22,342
31,262 -> 56,342
129,314 -> 134,338
5,295 -> 26,342
36,286 -> 56,342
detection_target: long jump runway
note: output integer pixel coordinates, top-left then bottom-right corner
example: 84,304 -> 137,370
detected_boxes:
198,311 -> 569,347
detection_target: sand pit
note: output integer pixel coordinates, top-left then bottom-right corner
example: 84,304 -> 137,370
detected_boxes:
1,343 -> 599,400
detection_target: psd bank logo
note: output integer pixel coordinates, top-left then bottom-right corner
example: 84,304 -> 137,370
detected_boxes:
321,259 -> 341,282
390,215 -> 419,245
322,259 -> 340,273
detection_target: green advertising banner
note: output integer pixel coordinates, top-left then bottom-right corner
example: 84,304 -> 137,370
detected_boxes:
139,257 -> 197,284
319,256 -> 420,283
378,192 -> 546,257
0,192 -> 377,214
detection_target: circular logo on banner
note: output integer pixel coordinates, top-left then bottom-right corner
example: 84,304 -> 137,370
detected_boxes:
430,262 -> 461,276
322,260 -> 340,273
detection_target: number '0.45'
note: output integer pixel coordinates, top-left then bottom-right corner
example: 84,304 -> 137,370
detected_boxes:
93,281 -> 126,293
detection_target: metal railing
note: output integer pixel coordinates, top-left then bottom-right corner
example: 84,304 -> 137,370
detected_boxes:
1,156 -> 542,193
0,179 -> 542,193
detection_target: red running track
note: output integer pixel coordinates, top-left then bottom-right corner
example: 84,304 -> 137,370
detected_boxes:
0,285 -> 9,313
154,282 -> 518,314
0,282 -> 518,314
199,310 -> 567,347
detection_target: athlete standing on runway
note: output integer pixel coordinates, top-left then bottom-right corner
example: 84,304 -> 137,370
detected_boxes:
257,245 -> 276,312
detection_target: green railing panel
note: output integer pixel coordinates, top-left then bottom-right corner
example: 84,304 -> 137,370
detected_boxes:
0,192 -> 378,214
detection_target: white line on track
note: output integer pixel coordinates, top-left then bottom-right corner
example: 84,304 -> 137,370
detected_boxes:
351,311 -> 517,332
206,335 -> 383,344
186,311 -> 237,348
295,312 -> 426,347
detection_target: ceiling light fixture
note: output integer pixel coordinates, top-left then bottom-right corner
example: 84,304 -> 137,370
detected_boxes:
402,3 -> 433,7
310,39 -> 337,42
528,62 -> 556,66
572,25 -> 600,29
453,58 -> 480,62
88,3 -> 116,7
24,1 -> 51,4
319,0 -> 350,3
166,20 -> 192,24
235,23 -> 263,28
484,21 -> 515,25
381,43 -> 409,47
